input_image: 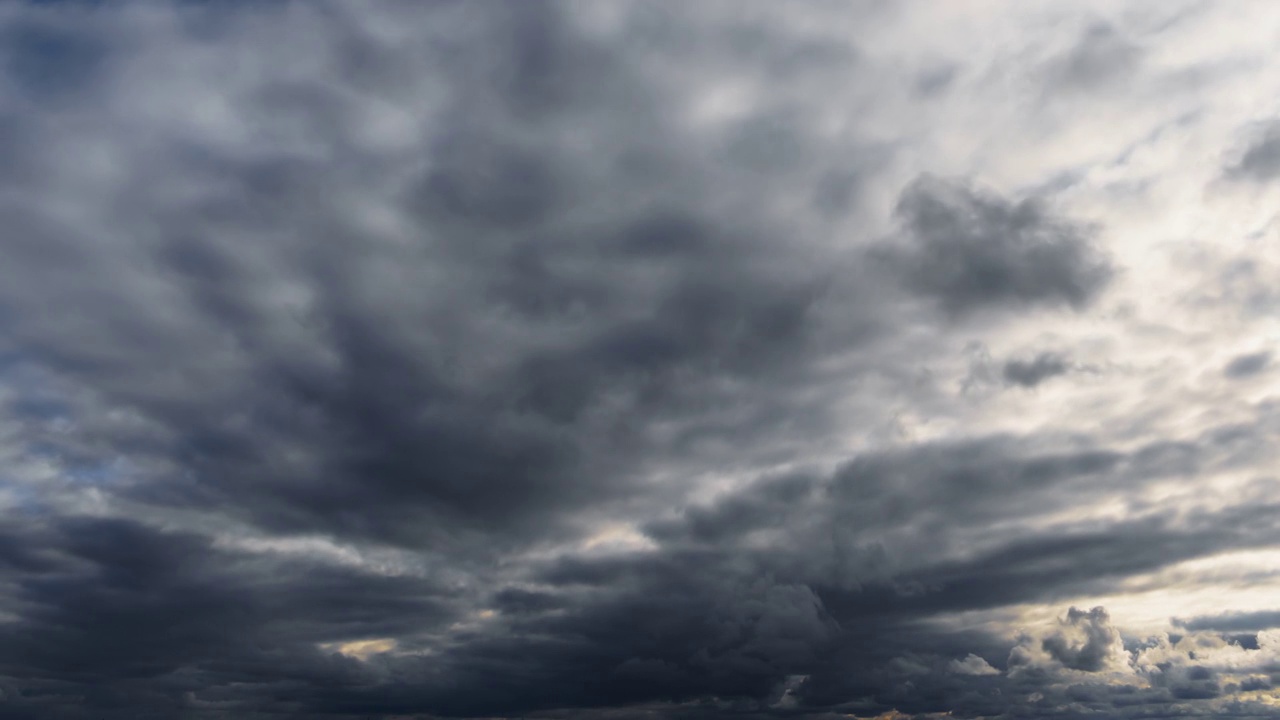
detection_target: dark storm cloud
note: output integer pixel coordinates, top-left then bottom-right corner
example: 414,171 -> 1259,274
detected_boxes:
0,1 -> 907,716
0,2 -> 1268,720
8,397 -> 1269,717
379,424 -> 1280,717
877,176 -> 1114,317
0,0 -> 873,554
0,515 -> 458,719
1002,351 -> 1073,387
384,573 -> 843,717
1223,350 -> 1271,379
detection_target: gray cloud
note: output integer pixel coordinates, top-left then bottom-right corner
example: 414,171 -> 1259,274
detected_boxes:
1225,123 -> 1280,182
0,0 -> 880,557
878,176 -> 1114,317
1173,610 -> 1280,633
0,2 -> 907,716
1223,350 -> 1271,379
0,2 -> 1276,720
1045,23 -> 1143,92
1002,351 -> 1073,387
1040,607 -> 1124,672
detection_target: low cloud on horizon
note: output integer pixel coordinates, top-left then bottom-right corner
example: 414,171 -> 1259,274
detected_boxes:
3,2 -> 1280,719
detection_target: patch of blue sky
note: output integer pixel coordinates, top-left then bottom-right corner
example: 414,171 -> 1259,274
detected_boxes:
0,353 -> 125,489
1,482 -> 46,516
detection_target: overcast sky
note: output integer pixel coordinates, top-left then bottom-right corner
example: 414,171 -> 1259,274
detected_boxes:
4,1 -> 1280,718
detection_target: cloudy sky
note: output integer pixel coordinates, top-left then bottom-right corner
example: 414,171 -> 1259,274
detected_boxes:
4,1 -> 1280,718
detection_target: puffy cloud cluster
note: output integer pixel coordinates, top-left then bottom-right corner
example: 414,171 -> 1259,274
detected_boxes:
1032,606 -> 1129,673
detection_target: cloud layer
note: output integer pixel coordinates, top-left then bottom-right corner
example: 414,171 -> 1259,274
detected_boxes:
3,1 -> 1280,719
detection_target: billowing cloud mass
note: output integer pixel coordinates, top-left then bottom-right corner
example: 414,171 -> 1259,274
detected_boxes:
2,1 -> 1280,719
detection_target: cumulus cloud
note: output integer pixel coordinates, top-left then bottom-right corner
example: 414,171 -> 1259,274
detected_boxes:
1040,607 -> 1128,672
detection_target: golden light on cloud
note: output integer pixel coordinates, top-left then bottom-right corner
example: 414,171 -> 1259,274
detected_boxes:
580,522 -> 656,553
320,638 -> 398,661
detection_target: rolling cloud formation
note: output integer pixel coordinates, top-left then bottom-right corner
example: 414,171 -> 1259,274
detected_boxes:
3,2 -> 1280,718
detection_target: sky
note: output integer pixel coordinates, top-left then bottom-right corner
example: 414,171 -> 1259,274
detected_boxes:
3,1 -> 1280,718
